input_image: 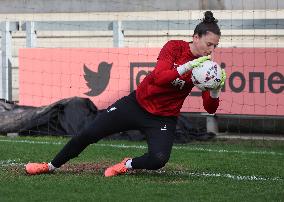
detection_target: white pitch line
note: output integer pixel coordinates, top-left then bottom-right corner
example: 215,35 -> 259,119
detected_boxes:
157,170 -> 282,181
0,159 -> 25,167
0,138 -> 283,156
95,143 -> 284,156
0,139 -> 63,145
0,159 -> 282,182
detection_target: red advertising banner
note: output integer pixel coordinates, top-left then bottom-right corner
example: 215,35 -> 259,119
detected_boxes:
19,48 -> 284,116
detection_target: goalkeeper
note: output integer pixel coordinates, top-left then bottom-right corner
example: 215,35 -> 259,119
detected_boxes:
26,11 -> 226,177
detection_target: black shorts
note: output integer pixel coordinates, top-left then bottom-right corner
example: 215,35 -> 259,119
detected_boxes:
87,91 -> 177,142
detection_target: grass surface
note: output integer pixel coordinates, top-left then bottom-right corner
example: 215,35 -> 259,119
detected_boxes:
0,136 -> 283,202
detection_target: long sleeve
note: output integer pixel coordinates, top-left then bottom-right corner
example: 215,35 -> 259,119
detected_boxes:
202,90 -> 219,114
151,40 -> 186,86
135,40 -> 197,117
152,60 -> 180,86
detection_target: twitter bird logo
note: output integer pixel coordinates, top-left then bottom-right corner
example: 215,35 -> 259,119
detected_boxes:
84,62 -> 113,96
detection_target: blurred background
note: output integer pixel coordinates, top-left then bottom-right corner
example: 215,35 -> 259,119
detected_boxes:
0,0 -> 283,139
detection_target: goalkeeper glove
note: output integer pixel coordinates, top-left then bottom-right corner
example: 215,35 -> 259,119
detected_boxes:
177,55 -> 211,75
210,68 -> 226,98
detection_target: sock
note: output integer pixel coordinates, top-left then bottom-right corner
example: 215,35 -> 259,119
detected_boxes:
48,162 -> 57,171
125,159 -> 132,169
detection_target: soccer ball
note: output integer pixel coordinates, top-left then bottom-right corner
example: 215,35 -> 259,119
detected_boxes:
191,60 -> 222,91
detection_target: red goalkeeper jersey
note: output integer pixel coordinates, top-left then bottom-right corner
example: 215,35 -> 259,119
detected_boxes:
136,40 -> 219,116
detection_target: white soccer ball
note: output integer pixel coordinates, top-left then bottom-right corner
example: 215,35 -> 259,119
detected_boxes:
191,60 -> 222,91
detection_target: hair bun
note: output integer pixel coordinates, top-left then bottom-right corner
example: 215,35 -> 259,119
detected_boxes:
203,11 -> 218,23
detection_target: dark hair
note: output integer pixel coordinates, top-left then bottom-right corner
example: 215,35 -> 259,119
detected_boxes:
193,11 -> 221,37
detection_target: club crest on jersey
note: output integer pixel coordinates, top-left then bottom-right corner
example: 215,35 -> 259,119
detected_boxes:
171,78 -> 185,90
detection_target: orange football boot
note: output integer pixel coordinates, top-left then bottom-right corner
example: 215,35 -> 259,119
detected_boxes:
25,162 -> 50,175
104,158 -> 131,177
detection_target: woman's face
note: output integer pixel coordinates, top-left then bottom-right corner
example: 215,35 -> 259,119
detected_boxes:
193,31 -> 220,56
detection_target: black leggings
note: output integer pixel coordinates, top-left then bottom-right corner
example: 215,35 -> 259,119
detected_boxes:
51,92 -> 177,170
